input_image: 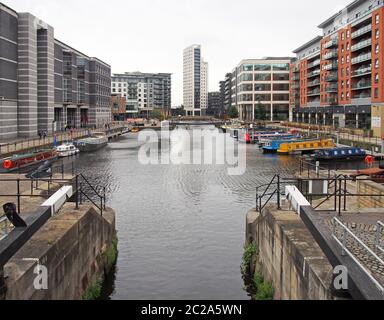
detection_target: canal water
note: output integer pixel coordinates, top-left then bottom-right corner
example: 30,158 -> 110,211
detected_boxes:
70,129 -> 300,300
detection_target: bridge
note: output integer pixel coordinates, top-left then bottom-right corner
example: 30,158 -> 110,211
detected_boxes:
168,116 -> 225,126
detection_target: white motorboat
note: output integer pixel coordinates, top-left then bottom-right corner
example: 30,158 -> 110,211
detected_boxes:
56,143 -> 80,158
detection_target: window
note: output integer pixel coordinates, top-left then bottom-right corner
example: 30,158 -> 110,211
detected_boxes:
254,73 -> 271,81
241,64 -> 253,72
273,83 -> 289,91
254,83 -> 271,91
273,94 -> 289,101
341,32 -> 345,40
375,73 -> 379,83
376,29 -> 380,39
273,73 -> 289,81
254,94 -> 271,101
376,59 -> 379,69
376,14 -> 380,24
376,44 -> 380,54
254,64 -> 271,71
272,64 -> 289,71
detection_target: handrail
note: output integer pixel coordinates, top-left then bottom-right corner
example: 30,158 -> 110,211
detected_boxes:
332,218 -> 384,295
375,221 -> 384,254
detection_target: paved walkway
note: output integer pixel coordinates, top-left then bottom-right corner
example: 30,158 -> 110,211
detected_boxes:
0,124 -> 128,157
279,123 -> 384,149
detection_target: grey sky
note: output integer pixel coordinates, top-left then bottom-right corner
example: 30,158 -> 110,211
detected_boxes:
6,0 -> 352,106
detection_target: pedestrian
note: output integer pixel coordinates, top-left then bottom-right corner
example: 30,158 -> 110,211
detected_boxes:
38,131 -> 42,140
43,131 -> 47,139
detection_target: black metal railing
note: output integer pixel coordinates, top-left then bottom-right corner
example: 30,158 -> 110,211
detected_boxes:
256,174 -> 384,215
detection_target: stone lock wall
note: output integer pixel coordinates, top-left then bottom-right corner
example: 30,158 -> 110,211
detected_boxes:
3,205 -> 116,300
246,207 -> 335,300
357,180 -> 384,209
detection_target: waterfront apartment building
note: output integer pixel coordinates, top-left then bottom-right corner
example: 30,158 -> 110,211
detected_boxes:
219,73 -> 233,116
291,0 -> 384,138
183,44 -> 209,116
111,72 -> 172,118
0,2 -> 111,140
229,58 -> 292,122
207,92 -> 223,117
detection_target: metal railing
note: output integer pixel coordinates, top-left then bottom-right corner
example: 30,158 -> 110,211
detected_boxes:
351,24 -> 372,39
351,52 -> 372,65
332,217 -> 384,296
0,214 -> 11,241
375,221 -> 384,254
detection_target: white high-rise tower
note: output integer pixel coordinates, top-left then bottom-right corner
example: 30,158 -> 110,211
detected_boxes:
183,44 -> 208,116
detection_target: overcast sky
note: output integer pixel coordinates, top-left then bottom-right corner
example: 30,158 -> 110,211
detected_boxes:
6,0 -> 352,105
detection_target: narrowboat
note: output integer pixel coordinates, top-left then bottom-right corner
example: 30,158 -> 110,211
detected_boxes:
0,149 -> 58,173
310,147 -> 366,161
74,132 -> 108,152
277,139 -> 336,155
262,139 -> 307,153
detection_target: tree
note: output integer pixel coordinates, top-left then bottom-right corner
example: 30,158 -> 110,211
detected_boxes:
254,101 -> 267,121
149,109 -> 163,121
228,106 -> 239,119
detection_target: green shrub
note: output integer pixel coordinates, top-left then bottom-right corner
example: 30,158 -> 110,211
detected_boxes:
241,243 -> 258,273
82,277 -> 102,300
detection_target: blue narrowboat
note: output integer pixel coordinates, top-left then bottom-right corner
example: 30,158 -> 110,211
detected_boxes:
262,139 -> 306,153
310,147 -> 366,161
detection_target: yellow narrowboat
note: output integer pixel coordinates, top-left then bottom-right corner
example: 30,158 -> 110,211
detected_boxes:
277,139 -> 335,155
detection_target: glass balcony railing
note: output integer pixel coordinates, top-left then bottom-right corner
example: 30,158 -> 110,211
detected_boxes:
325,85 -> 338,92
308,60 -> 321,68
323,39 -> 338,49
307,89 -> 320,96
307,70 -> 321,78
325,72 -> 338,82
351,38 -> 372,52
307,80 -> 320,87
351,81 -> 372,90
351,66 -> 372,77
351,24 -> 372,39
351,52 -> 372,65
323,62 -> 338,71
322,50 -> 338,60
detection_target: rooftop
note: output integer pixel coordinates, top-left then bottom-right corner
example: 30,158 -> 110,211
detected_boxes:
293,36 -> 323,54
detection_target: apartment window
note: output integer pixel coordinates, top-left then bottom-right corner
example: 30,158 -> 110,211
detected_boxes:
241,64 -> 254,72
273,94 -> 289,101
376,44 -> 380,54
273,73 -> 289,81
255,94 -> 271,101
375,88 -> 379,98
239,83 -> 253,92
346,30 -> 350,38
341,57 -> 345,65
254,73 -> 271,81
273,83 -> 289,91
376,14 -> 380,24
347,55 -> 350,63
254,83 -> 271,91
346,43 -> 350,51
272,64 -> 289,71
376,29 -> 380,39
375,73 -> 379,83
376,59 -> 379,69
346,67 -> 349,76
241,74 -> 253,82
341,81 -> 344,88
254,64 -> 271,71
341,32 -> 345,40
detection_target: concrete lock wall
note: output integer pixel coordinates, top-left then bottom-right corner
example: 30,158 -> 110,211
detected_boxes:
3,205 -> 116,300
246,207 -> 335,300
357,180 -> 384,209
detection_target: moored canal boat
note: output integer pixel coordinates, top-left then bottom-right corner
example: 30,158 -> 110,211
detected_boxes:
74,132 -> 108,152
310,147 -> 366,162
0,149 -> 58,173
56,142 -> 80,158
277,139 -> 336,155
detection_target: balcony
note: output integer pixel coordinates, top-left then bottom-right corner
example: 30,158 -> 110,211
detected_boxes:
323,62 -> 338,71
325,72 -> 338,82
325,85 -> 338,93
351,52 -> 371,65
307,79 -> 320,87
323,39 -> 338,49
307,69 -> 320,78
351,81 -> 372,90
351,65 -> 372,77
351,24 -> 372,39
308,59 -> 321,68
307,89 -> 320,96
322,50 -> 338,60
351,38 -> 372,52
324,97 -> 338,105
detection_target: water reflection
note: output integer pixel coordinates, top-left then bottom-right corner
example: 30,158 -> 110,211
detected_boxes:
69,130 -> 300,300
